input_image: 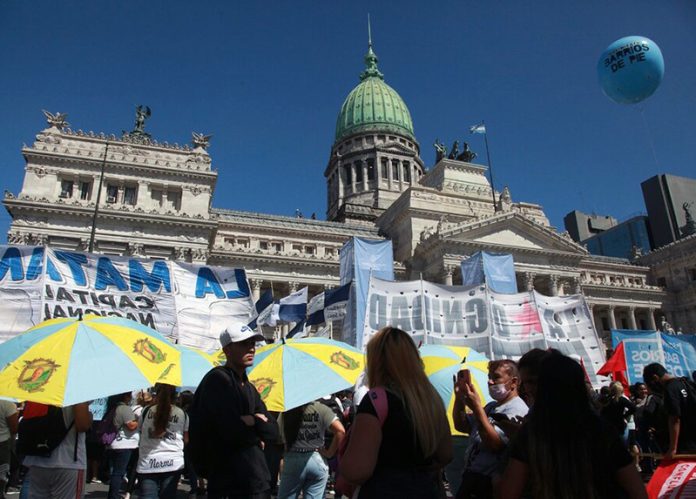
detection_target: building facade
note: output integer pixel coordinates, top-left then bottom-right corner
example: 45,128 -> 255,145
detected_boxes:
5,41 -> 679,343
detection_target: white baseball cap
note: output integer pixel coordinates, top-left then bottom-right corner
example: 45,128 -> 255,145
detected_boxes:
219,321 -> 265,348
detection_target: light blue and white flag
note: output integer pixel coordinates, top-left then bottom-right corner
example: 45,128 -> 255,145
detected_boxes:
307,282 -> 352,326
278,287 -> 308,323
469,123 -> 486,134
257,287 -> 308,326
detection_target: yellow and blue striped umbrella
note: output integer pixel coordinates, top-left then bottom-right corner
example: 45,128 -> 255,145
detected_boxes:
419,344 -> 491,435
158,345 -> 216,388
0,315 -> 180,407
248,337 -> 364,412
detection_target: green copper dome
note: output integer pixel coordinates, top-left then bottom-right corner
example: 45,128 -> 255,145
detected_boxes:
334,42 -> 415,142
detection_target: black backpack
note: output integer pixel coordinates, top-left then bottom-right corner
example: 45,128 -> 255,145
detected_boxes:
18,402 -> 77,460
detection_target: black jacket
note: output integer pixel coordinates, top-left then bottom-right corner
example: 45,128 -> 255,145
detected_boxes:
189,365 -> 279,495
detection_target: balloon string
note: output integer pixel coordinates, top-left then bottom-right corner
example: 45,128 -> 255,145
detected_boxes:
639,105 -> 659,170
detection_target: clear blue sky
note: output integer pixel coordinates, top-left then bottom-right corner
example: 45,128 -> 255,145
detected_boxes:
1,1 -> 694,238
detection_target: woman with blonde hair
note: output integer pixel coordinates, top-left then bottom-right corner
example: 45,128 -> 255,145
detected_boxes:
339,327 -> 453,498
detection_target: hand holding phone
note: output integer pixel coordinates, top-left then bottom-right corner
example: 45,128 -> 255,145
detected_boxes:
457,369 -> 471,385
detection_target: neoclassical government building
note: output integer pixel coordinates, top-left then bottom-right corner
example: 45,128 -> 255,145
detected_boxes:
6,40 -> 690,341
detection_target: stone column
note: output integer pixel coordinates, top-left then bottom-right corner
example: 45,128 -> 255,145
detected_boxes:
337,162 -> 344,201
250,279 -> 263,302
409,162 -> 415,186
387,158 -> 393,191
362,161 -> 368,191
524,272 -> 535,292
608,305 -> 617,330
572,276 -> 582,294
444,266 -> 454,286
549,275 -> 559,296
647,308 -> 657,331
628,306 -> 637,330
350,163 -> 356,193
587,303 -> 597,329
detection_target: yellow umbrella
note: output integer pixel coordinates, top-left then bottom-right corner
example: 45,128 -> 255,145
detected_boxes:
248,337 -> 364,412
0,315 -> 180,406
420,344 -> 491,435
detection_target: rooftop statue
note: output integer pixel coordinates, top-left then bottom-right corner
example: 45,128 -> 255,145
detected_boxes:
42,110 -> 69,130
133,105 -> 151,134
192,132 -> 213,151
456,142 -> 477,162
434,139 -> 447,163
448,140 -> 460,160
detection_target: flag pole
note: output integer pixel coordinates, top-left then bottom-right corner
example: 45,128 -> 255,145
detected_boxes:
481,121 -> 498,212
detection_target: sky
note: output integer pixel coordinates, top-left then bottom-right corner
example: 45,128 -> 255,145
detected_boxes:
0,1 -> 694,238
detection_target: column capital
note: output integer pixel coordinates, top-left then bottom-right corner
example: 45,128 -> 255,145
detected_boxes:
250,279 -> 263,292
288,281 -> 300,292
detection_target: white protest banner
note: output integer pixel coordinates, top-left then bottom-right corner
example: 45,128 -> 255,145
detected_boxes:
0,245 -> 254,351
534,291 -> 605,385
489,290 -> 546,358
362,279 -> 491,354
363,277 -> 605,384
172,262 -> 254,349
0,245 -> 45,342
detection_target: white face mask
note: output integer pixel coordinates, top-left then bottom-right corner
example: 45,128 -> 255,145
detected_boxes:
488,383 -> 510,401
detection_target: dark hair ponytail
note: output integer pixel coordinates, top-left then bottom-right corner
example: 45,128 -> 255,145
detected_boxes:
153,383 -> 175,436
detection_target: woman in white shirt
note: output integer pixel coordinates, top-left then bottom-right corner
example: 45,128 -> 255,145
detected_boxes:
107,392 -> 139,499
136,384 -> 188,499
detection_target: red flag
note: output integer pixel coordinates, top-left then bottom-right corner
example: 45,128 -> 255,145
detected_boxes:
597,341 -> 630,394
646,459 -> 696,498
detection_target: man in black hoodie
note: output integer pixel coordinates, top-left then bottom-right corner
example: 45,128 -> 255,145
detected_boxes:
190,322 -> 278,499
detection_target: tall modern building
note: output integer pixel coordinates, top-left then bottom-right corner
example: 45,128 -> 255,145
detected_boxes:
4,39 -> 676,339
583,216 -> 652,260
642,174 -> 696,248
564,210 -> 618,243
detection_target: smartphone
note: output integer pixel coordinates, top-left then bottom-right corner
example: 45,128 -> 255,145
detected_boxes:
457,369 -> 471,385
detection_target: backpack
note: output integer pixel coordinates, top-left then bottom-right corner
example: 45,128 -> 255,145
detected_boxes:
18,402 -> 77,460
94,407 -> 118,446
335,387 -> 389,498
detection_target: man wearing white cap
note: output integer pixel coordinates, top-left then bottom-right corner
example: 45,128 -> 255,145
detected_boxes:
189,321 -> 278,499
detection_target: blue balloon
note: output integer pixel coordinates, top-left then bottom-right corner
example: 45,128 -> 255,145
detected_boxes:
597,36 -> 664,104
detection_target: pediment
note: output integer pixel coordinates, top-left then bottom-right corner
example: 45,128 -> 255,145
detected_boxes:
377,142 -> 416,155
440,213 -> 587,255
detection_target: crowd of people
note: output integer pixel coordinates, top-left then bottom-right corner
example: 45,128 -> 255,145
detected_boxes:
1,322 -> 695,498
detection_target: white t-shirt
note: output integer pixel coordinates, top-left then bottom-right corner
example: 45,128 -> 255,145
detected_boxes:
136,405 -> 188,474
0,400 -> 18,443
110,403 -> 139,450
23,406 -> 87,470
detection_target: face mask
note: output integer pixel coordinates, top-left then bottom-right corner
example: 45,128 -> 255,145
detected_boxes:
489,383 -> 510,401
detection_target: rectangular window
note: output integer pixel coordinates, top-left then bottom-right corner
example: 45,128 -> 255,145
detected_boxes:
167,190 -> 181,211
292,244 -> 303,252
237,239 -> 250,248
60,180 -> 74,198
123,186 -> 137,205
305,246 -> 315,255
381,159 -> 388,179
79,181 -> 91,200
151,189 -> 163,207
259,241 -> 269,250
601,317 -> 609,331
403,162 -> 411,183
392,161 -> 400,181
367,159 -> 375,180
355,163 -> 363,183
345,165 -> 352,185
272,242 -> 283,252
106,184 -> 118,203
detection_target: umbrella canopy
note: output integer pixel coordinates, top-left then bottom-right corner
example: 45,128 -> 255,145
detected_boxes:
158,345 -> 216,388
419,344 -> 492,435
248,337 -> 364,412
0,315 -> 180,406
